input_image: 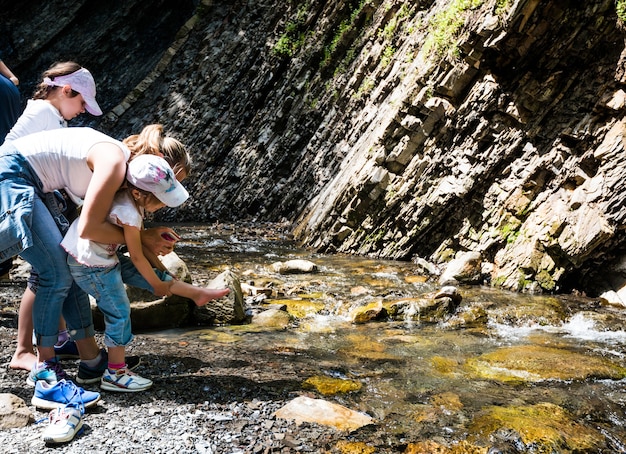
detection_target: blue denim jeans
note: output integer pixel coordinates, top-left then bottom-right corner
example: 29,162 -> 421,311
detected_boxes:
67,253 -> 172,347
0,148 -> 94,347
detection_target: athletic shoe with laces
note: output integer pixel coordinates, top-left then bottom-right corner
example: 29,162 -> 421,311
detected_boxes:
101,368 -> 153,392
42,403 -> 84,444
76,348 -> 107,384
32,379 -> 100,410
76,349 -> 142,384
54,339 -> 80,360
27,359 -> 68,387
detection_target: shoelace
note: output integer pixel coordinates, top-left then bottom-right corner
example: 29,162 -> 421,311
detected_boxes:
58,381 -> 87,411
48,407 -> 68,425
44,360 -> 68,381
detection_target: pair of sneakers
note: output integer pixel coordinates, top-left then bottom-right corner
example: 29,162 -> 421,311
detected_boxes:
29,348 -> 145,384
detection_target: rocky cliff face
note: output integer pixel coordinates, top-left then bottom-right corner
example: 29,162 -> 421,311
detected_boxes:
5,0 -> 626,299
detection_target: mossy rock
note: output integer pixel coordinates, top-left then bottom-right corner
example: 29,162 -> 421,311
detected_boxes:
303,375 -> 362,395
464,345 -> 626,383
468,402 -> 605,451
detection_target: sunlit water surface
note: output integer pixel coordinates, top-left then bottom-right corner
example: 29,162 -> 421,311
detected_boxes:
145,225 -> 626,452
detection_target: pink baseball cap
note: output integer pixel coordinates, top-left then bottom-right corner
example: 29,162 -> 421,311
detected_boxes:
43,67 -> 103,116
127,154 -> 189,208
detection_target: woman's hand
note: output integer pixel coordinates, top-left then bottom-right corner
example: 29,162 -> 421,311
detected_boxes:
141,227 -> 180,256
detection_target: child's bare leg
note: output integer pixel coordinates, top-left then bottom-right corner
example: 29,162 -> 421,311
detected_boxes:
10,288 -> 37,371
170,280 -> 230,307
107,345 -> 126,367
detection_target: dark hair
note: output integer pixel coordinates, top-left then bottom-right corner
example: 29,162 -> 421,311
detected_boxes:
32,61 -> 83,100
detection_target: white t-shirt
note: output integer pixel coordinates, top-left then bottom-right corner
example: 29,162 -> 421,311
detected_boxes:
11,127 -> 131,198
4,99 -> 66,142
61,191 -> 144,267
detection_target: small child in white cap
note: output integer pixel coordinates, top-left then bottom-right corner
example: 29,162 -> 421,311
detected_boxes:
61,154 -> 229,392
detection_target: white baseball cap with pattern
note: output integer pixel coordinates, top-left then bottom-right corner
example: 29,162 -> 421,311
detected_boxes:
127,154 -> 189,208
43,67 -> 103,116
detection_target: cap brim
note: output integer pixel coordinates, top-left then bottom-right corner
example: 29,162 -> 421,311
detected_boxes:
157,183 -> 189,208
84,97 -> 103,116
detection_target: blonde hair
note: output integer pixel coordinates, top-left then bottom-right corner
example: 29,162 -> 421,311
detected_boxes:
33,61 -> 83,100
124,124 -> 192,177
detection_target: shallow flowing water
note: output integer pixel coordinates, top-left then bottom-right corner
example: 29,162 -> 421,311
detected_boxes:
148,224 -> 626,452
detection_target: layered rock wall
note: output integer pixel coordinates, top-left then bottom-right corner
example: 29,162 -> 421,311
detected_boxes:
5,0 -> 626,297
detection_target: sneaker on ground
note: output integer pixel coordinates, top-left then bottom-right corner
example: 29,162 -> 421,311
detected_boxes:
27,359 -> 68,387
54,339 -> 80,360
76,348 -> 107,384
32,379 -> 100,410
101,368 -> 153,393
42,403 -> 84,444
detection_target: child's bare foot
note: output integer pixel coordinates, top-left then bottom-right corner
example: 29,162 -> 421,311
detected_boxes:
10,349 -> 37,371
195,288 -> 230,307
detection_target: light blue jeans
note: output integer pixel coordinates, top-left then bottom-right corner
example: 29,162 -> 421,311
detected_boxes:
0,148 -> 93,347
67,253 -> 172,347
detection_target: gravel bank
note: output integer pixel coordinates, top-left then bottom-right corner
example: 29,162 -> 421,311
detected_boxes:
0,312 -> 358,453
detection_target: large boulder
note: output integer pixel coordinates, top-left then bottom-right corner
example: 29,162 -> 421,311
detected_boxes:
92,253 -> 245,331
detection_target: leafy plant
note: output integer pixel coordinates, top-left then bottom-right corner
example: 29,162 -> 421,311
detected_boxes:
617,0 -> 626,22
423,0 -> 483,58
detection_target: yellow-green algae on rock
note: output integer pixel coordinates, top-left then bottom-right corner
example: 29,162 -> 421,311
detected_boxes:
468,402 -> 604,452
334,440 -> 376,454
337,333 -> 403,362
464,345 -> 626,383
431,356 -> 462,376
303,375 -> 362,395
270,298 -> 326,318
404,440 -> 487,453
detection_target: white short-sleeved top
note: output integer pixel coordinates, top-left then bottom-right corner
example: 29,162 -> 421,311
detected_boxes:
62,190 -> 143,267
4,99 -> 66,142
11,127 -> 131,198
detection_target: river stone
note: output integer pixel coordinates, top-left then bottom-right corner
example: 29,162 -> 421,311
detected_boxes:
350,300 -> 386,323
250,308 -> 291,329
274,396 -> 373,432
92,253 -> 245,330
193,268 -> 246,324
439,251 -> 482,285
0,394 -> 32,429
270,259 -> 318,274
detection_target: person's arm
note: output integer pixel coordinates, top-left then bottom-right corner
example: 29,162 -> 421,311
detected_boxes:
77,142 -> 180,254
124,224 -> 172,297
77,142 -> 129,245
142,244 -> 168,272
0,60 -> 19,85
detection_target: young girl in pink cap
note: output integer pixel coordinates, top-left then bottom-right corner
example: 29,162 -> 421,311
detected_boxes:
62,153 -> 229,392
7,61 -> 104,373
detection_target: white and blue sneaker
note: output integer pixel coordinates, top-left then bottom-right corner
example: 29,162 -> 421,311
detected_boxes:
101,368 -> 153,392
27,359 -> 68,387
42,403 -> 84,444
32,379 -> 100,410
